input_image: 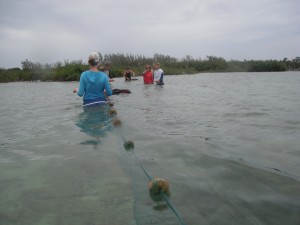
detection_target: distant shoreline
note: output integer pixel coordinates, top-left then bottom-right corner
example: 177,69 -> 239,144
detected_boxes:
1,54 -> 299,83
1,71 -> 300,84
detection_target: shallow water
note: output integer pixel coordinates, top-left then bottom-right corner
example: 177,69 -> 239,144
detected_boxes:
0,72 -> 300,225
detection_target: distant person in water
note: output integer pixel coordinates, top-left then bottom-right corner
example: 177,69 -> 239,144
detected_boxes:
123,66 -> 135,81
153,62 -> 164,85
73,52 -> 112,107
101,62 -> 114,82
142,64 -> 154,84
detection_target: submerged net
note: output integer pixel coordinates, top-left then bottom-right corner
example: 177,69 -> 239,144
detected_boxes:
119,147 -> 183,225
95,102 -> 187,225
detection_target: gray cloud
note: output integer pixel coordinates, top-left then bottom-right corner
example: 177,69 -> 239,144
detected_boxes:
0,0 -> 299,68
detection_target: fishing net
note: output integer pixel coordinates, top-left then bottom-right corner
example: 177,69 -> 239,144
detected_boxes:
77,104 -> 185,225
119,148 -> 182,225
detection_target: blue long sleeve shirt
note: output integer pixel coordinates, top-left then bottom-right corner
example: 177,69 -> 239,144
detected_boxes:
77,70 -> 112,102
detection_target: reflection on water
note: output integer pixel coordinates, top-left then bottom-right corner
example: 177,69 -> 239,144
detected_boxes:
0,73 -> 300,225
113,73 -> 300,225
75,105 -> 112,149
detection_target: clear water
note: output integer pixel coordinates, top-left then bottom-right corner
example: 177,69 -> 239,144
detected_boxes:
0,72 -> 299,225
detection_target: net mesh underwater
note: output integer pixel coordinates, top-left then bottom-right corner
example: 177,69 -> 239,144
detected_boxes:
118,144 -> 185,225
76,100 -> 187,225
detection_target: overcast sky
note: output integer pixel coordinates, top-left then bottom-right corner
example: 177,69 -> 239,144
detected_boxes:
0,0 -> 299,68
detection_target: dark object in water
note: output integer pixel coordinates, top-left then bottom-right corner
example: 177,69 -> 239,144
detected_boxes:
109,108 -> 117,116
112,89 -> 131,95
124,140 -> 134,150
80,140 -> 101,146
112,118 -> 122,127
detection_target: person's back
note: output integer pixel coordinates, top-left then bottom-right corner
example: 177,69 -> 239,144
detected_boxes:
78,70 -> 111,101
74,52 -> 112,107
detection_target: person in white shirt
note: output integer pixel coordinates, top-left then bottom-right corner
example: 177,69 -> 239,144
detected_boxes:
153,62 -> 164,85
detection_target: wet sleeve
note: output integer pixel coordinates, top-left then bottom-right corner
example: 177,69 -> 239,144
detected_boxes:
77,73 -> 85,97
104,77 -> 112,96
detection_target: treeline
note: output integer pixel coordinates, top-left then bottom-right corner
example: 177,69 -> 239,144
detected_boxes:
0,53 -> 299,82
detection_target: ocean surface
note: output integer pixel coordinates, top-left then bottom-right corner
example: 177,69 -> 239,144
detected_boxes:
0,72 -> 299,225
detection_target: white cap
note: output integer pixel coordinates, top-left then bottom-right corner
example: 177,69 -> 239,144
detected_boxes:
88,52 -> 100,63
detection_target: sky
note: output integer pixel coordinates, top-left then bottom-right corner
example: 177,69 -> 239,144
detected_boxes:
0,0 -> 299,68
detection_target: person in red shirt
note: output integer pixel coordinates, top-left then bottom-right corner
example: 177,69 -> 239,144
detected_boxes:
142,64 -> 154,84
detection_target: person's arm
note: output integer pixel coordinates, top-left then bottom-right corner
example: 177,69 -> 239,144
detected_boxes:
151,71 -> 154,83
104,76 -> 112,96
77,73 -> 85,97
130,70 -> 135,76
